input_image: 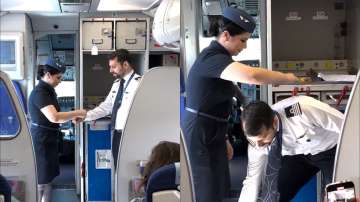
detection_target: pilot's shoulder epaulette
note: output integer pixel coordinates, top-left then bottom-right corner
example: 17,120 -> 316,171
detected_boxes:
284,102 -> 302,118
134,76 -> 142,81
114,78 -> 120,83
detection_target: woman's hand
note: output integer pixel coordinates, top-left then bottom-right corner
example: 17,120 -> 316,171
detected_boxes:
285,73 -> 299,83
226,139 -> 234,160
72,109 -> 87,124
298,77 -> 312,84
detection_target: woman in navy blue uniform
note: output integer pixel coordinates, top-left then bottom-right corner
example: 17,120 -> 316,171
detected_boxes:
181,7 -> 308,202
28,58 -> 86,202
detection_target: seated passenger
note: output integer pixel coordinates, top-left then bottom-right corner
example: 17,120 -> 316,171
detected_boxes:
239,96 -> 344,202
0,174 -> 11,202
137,141 -> 180,201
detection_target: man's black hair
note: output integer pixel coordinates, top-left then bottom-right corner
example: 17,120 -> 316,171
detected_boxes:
241,101 -> 275,137
108,49 -> 132,64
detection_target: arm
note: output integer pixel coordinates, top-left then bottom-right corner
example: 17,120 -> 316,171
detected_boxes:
84,90 -> 114,121
239,145 -> 267,202
233,83 -> 249,106
221,62 -> 300,85
41,105 -> 86,123
226,139 -> 234,160
301,99 -> 344,134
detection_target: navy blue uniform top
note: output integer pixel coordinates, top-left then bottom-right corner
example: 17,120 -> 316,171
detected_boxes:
186,40 -> 235,118
28,80 -> 60,129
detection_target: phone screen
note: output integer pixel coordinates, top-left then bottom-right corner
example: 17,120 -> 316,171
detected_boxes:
327,186 -> 356,202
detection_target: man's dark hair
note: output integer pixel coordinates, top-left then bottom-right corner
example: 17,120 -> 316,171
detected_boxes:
109,49 -> 132,64
241,101 -> 275,137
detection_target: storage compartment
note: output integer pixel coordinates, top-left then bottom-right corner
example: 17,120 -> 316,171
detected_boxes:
149,53 -> 179,69
85,120 -> 112,201
82,21 -> 113,50
271,0 -> 346,61
273,91 -> 321,103
116,20 -> 147,50
268,0 -> 359,114
83,53 -> 146,98
149,54 -> 163,69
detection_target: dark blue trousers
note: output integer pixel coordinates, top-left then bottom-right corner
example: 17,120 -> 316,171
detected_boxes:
278,146 -> 337,202
112,129 -> 122,170
181,112 -> 230,202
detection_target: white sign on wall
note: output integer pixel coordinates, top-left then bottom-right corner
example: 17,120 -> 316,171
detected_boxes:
95,149 -> 112,169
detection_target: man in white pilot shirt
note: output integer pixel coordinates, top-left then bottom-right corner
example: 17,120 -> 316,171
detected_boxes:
238,96 -> 344,202
83,49 -> 141,169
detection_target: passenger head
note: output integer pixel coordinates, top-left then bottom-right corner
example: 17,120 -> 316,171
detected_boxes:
215,7 -> 256,56
108,49 -> 133,78
37,58 -> 65,87
141,141 -> 180,188
241,101 -> 278,148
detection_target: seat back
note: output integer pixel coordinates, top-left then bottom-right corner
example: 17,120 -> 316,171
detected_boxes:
146,163 -> 180,202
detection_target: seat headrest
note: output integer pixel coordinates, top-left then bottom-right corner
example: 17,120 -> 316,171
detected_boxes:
146,162 -> 180,202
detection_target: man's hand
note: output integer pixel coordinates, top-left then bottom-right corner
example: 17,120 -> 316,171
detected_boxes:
226,139 -> 234,160
72,117 -> 84,124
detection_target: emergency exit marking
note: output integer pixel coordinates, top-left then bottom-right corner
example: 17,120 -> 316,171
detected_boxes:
286,11 -> 302,21
92,63 -> 104,70
0,158 -> 19,167
313,11 -> 329,20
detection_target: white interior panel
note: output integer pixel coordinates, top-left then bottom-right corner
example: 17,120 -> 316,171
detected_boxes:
153,190 -> 180,202
334,71 -> 360,190
180,131 -> 195,202
97,0 -> 160,11
0,71 -> 37,202
115,66 -> 180,202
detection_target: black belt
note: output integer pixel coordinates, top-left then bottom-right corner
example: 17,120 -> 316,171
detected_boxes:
31,123 -> 60,131
185,107 -> 229,123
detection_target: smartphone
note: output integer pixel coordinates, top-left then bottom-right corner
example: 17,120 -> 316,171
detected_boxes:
326,181 -> 356,202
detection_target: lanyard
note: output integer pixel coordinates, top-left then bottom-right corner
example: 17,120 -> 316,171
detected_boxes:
123,72 -> 135,92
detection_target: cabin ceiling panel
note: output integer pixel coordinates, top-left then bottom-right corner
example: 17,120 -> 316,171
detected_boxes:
0,0 -> 61,12
97,0 -> 160,11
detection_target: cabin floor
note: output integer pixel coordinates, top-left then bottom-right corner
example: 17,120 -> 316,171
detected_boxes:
52,162 -> 80,202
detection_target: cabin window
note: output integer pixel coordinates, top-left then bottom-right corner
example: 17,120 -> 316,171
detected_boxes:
0,79 -> 20,138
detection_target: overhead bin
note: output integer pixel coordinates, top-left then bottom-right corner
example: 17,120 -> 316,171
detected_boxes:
116,20 -> 147,50
82,21 -> 113,50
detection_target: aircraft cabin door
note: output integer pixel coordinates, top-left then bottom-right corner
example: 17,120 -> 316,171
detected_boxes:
0,71 -> 37,201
